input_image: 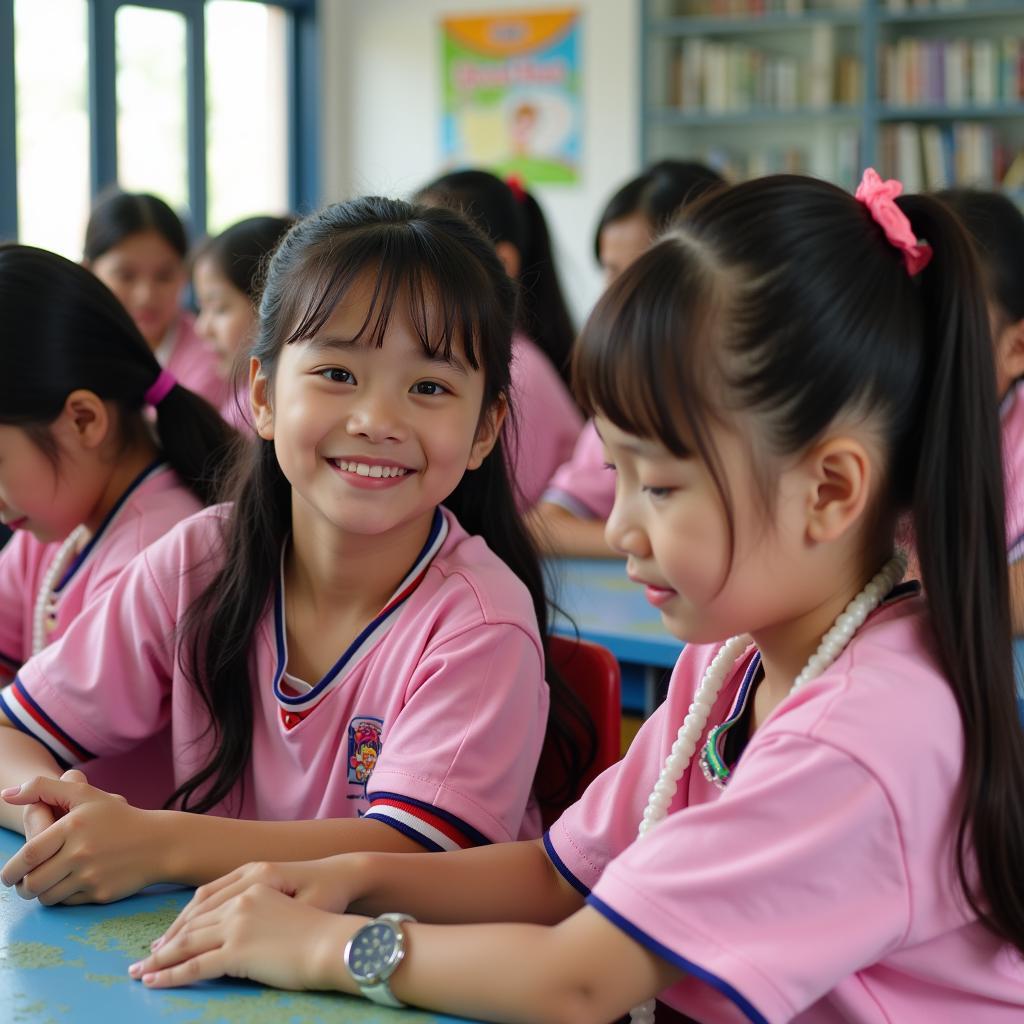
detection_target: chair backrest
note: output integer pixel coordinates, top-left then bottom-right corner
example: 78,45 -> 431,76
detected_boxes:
536,634 -> 622,829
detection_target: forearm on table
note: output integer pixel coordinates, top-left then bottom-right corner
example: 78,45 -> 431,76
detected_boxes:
155,814 -> 429,887
347,838 -> 584,926
0,725 -> 63,832
528,504 -> 618,559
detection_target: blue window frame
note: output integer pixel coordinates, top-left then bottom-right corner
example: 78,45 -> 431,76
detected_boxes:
0,0 -> 317,244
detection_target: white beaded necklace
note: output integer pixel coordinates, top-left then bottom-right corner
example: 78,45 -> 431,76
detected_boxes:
628,552 -> 906,1024
31,525 -> 89,655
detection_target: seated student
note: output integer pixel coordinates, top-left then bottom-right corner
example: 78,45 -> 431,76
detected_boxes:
192,215 -> 296,430
936,189 -> 1024,633
530,160 -> 724,558
131,173 -> 1024,1023
84,190 -> 230,412
0,198 -> 585,906
416,170 -> 582,510
0,245 -> 235,810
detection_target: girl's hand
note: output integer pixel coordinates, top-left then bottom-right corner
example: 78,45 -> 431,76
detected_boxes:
152,857 -> 358,953
0,775 -> 163,904
21,769 -> 88,841
129,885 -> 358,993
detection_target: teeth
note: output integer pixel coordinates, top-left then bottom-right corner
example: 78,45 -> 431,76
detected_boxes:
331,459 -> 409,479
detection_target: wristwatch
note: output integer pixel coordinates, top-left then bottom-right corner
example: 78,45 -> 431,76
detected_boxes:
344,912 -> 416,1007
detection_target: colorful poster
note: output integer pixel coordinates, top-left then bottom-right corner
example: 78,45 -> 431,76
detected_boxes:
441,10 -> 581,185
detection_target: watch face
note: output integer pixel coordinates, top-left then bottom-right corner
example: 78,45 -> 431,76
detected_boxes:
348,922 -> 399,984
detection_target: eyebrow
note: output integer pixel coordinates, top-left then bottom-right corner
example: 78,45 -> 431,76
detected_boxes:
308,334 -> 468,375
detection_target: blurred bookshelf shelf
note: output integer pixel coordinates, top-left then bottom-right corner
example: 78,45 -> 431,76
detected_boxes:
641,0 -> 1024,192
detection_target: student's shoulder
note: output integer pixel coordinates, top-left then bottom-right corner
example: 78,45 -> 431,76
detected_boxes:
422,508 -> 538,632
108,466 -> 203,546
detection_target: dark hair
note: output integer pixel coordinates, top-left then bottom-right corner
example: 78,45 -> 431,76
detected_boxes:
0,245 -> 236,504
936,188 -> 1024,328
192,215 -> 296,302
593,159 -> 725,263
416,169 -> 576,385
575,174 -> 1024,952
174,196 -> 594,814
84,190 -> 188,262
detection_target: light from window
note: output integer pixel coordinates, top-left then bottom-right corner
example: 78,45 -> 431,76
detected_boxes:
14,0 -> 89,259
205,0 -> 289,234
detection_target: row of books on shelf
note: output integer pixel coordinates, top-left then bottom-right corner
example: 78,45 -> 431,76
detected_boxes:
669,29 -> 861,111
666,0 -> 848,15
878,122 -> 1024,192
880,38 -> 1024,108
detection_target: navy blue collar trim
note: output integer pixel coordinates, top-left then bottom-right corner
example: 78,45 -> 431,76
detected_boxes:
55,459 -> 166,593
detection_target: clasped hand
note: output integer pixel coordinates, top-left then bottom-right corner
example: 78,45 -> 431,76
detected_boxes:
0,770 -> 156,904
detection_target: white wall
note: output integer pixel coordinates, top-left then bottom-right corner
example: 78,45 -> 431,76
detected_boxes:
318,0 -> 640,320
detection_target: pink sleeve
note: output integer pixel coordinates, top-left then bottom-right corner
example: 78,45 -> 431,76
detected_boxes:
0,533 -> 32,674
167,316 -> 231,412
542,420 -> 616,520
364,623 -> 549,847
589,733 -> 908,1024
0,546 -> 177,767
506,338 -> 583,510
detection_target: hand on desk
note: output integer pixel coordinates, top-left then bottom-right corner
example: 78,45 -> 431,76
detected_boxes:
0,772 -> 159,904
129,883 -> 359,993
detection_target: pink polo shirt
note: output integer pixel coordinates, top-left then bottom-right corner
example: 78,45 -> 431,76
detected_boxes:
507,334 -> 583,511
546,585 -> 1024,1022
161,314 -> 231,412
0,463 -> 200,807
1002,382 -> 1024,564
541,419 -> 615,520
2,505 -> 548,845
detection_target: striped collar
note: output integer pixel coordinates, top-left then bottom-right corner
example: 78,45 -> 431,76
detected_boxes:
55,459 -> 168,593
272,508 -> 449,716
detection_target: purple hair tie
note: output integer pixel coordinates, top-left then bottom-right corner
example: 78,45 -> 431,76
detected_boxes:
144,369 -> 177,407
855,168 -> 932,277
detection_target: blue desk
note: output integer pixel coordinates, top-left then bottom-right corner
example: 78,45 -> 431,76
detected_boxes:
0,830 -> 462,1023
545,558 -> 684,715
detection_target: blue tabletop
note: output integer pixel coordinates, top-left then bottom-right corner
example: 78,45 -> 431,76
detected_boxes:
0,830 -> 466,1024
545,557 -> 684,669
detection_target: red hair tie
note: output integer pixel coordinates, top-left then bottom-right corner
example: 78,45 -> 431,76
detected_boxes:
854,168 -> 932,277
506,174 -> 527,204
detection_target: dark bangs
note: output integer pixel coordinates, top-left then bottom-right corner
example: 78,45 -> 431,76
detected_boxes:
573,232 -> 726,459
263,203 -> 516,401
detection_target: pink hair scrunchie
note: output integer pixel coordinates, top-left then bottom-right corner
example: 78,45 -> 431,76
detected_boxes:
855,168 -> 933,277
143,369 -> 177,407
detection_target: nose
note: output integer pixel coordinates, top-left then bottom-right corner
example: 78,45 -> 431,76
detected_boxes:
345,389 -> 405,444
604,491 -> 650,559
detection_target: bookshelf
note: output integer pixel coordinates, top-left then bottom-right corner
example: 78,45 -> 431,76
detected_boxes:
640,0 -> 1024,195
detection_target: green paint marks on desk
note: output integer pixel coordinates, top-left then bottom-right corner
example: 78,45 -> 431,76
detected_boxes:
70,900 -> 181,960
0,941 -> 82,970
161,991 -> 447,1024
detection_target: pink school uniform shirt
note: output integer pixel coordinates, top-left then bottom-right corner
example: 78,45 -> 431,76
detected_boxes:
1002,381 -> 1024,564
1,505 -> 549,847
161,313 -> 230,412
0,463 -> 199,807
541,419 -> 615,521
507,334 -> 583,510
220,377 -> 254,432
546,585 -> 1024,1023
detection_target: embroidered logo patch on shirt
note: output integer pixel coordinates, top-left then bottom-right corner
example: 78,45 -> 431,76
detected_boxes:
347,715 -> 383,794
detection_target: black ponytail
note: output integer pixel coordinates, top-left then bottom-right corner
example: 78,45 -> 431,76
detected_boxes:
899,193 -> 1024,950
0,245 -> 235,506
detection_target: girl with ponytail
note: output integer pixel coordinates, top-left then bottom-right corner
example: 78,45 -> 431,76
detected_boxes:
135,172 -> 1024,1023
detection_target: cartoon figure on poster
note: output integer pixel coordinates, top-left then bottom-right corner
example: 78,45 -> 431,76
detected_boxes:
442,10 -> 581,185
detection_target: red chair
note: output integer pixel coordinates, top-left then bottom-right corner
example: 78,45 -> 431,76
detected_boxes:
537,634 -> 622,828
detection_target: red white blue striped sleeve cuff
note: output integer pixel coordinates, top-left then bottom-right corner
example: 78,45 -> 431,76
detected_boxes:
364,791 -> 491,852
0,677 -> 92,769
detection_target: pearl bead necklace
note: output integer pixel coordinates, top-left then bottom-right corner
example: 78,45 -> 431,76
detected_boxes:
628,553 -> 906,1024
31,525 -> 89,656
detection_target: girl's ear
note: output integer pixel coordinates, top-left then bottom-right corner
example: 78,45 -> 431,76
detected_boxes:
493,241 -> 521,280
61,389 -> 110,450
802,435 -> 873,545
467,395 -> 508,470
996,317 -> 1024,391
249,357 -> 274,440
